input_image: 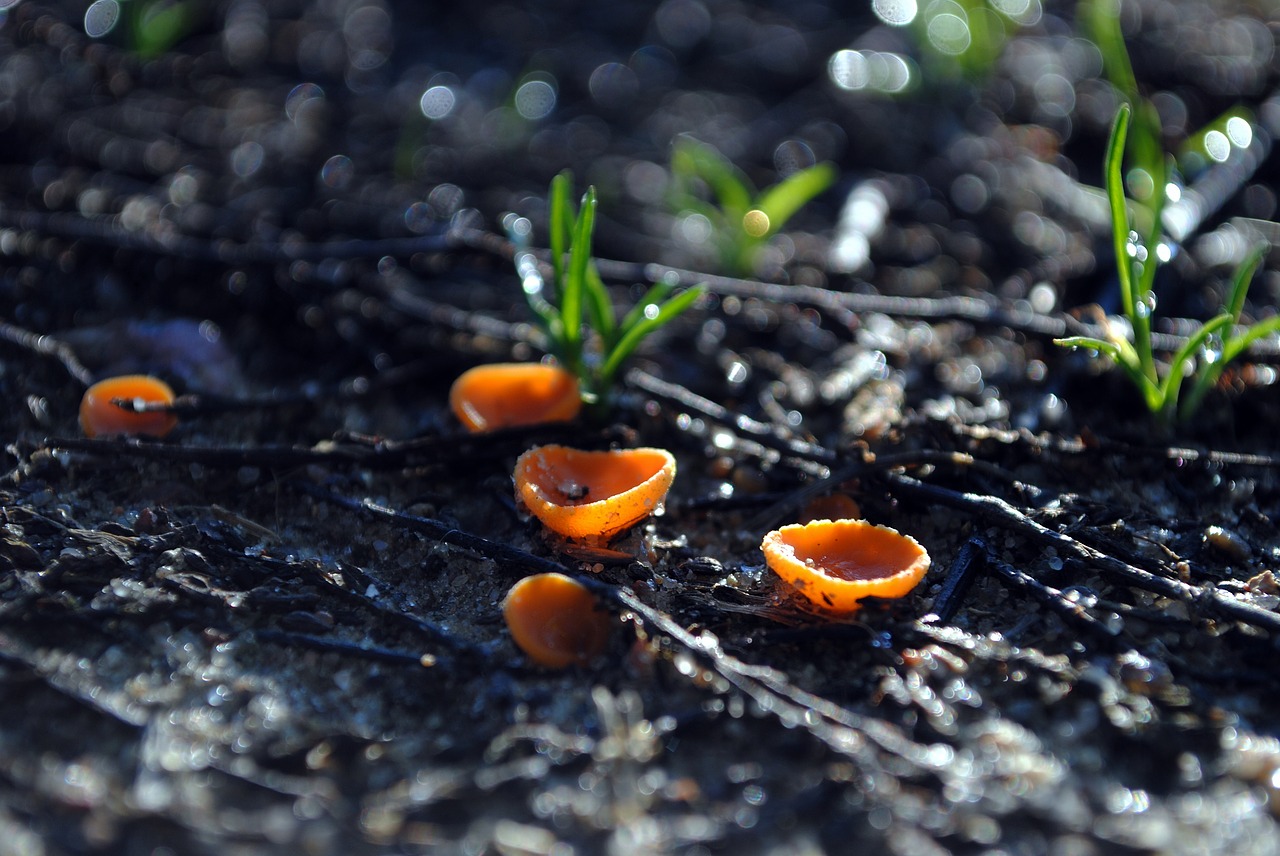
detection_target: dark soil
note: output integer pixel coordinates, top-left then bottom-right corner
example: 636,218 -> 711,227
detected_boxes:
3,0 -> 1280,853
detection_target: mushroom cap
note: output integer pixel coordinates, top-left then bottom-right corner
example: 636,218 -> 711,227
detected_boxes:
79,375 -> 178,439
502,572 -> 611,668
449,362 -> 580,433
514,445 -> 676,541
762,518 -> 930,615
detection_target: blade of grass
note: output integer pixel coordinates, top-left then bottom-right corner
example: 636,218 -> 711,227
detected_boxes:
559,188 -> 597,368
1104,103 -> 1160,386
1181,313 -> 1280,418
582,263 -> 616,348
1176,246 -> 1268,418
548,171 -> 572,304
599,285 -> 705,386
1225,243 -> 1266,322
754,163 -> 836,236
1159,313 -> 1233,421
1221,315 -> 1280,366
1055,333 -> 1158,408
1105,104 -> 1137,330
1087,0 -> 1138,103
676,139 -> 753,218
617,280 -> 676,334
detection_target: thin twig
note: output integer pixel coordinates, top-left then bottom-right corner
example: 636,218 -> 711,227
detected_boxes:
951,422 -> 1280,468
0,320 -> 95,386
625,367 -> 837,466
928,537 -> 987,624
884,471 -> 1280,634
290,481 -> 570,578
44,422 -> 600,471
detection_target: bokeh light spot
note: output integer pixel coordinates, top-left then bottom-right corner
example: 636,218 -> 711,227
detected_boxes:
872,0 -> 917,25
1203,130 -> 1230,162
84,0 -> 120,38
743,210 -> 770,238
285,83 -> 325,120
1225,116 -> 1252,149
320,155 -> 354,189
927,12 -> 972,56
420,85 -> 456,120
515,79 -> 557,121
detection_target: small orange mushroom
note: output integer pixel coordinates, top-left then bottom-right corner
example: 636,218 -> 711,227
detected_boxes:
502,572 -> 612,668
449,362 -> 580,433
514,445 -> 676,541
762,518 -> 930,615
79,375 -> 178,439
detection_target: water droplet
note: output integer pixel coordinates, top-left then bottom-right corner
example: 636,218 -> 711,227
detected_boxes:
1201,334 -> 1224,366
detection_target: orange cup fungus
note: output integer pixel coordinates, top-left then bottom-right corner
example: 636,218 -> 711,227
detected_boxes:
449,362 -> 581,433
502,572 -> 612,668
514,445 -> 676,541
79,375 -> 178,439
762,518 -> 930,615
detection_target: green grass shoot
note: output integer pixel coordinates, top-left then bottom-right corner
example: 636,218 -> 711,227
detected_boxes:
514,171 -> 705,414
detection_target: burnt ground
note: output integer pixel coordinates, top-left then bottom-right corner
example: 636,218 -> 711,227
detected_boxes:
3,0 -> 1280,853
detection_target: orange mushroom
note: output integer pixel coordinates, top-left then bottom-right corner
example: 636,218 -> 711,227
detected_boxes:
514,445 -> 676,541
79,375 -> 178,439
449,362 -> 580,433
502,572 -> 612,668
761,518 -> 929,615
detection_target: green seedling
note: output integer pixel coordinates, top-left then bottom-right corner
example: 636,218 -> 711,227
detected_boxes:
1054,104 -> 1274,423
669,138 -> 835,277
1084,0 -> 1166,208
513,170 -> 705,414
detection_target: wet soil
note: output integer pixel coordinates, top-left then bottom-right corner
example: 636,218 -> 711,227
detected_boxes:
3,0 -> 1280,853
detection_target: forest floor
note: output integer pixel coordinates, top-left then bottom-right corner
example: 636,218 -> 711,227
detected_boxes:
2,0 -> 1280,853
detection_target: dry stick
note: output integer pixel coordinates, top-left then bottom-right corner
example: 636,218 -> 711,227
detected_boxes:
596,582 -> 953,782
928,537 -> 987,625
290,481 -> 570,580
593,259 -> 1280,358
47,434 -> 383,468
952,422 -> 1280,469
884,471 -> 1280,634
8,201 -> 1279,361
43,422 -> 597,471
255,630 -> 441,667
0,206 -> 456,265
982,550 -> 1124,642
201,543 -> 486,660
0,319 -> 95,386
625,367 -> 838,466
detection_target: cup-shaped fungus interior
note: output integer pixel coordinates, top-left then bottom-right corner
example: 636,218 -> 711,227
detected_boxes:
514,445 -> 676,541
449,363 -> 580,433
80,375 -> 178,439
502,572 -> 611,668
762,519 -> 929,615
